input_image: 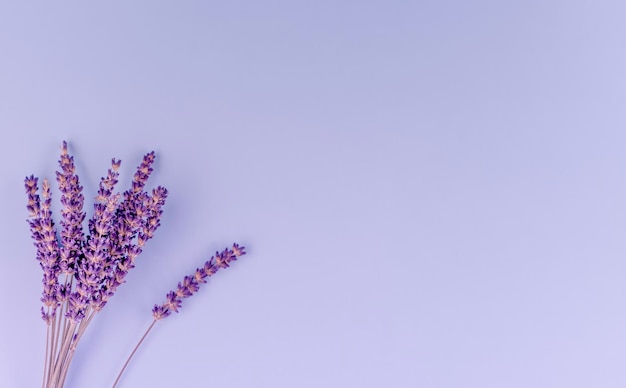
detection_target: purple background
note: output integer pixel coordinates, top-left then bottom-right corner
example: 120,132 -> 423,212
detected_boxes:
2,1 -> 626,387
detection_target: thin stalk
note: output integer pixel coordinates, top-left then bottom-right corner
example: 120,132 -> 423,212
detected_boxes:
51,314 -> 69,385
112,320 -> 157,388
53,305 -> 65,361
43,323 -> 50,388
74,309 -> 96,345
50,320 -> 76,386
57,336 -> 77,387
76,307 -> 93,341
58,310 -> 97,385
47,312 -> 57,388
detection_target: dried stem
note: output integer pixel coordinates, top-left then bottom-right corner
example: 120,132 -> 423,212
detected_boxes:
112,320 -> 157,388
43,324 -> 50,388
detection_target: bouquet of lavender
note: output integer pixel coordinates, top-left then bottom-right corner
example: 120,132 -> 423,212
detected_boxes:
25,142 -> 246,387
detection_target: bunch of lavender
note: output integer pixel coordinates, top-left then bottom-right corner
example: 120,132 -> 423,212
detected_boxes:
25,142 -> 246,388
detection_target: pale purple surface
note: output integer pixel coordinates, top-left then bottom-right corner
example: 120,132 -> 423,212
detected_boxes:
2,1 -> 626,387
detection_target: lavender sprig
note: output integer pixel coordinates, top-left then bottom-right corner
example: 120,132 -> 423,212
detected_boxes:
113,243 -> 246,387
86,159 -> 121,311
25,176 -> 62,324
152,243 -> 246,319
56,141 -> 85,279
39,179 -> 62,322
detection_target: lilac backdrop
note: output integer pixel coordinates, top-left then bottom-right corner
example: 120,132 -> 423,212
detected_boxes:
2,1 -> 626,387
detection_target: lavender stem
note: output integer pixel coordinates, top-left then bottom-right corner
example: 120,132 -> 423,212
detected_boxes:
43,325 -> 49,388
112,320 -> 157,388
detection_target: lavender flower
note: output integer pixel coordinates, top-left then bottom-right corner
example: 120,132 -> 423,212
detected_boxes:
40,179 -> 61,308
82,158 -> 121,312
56,141 -> 85,278
25,176 -> 62,323
152,243 -> 246,320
